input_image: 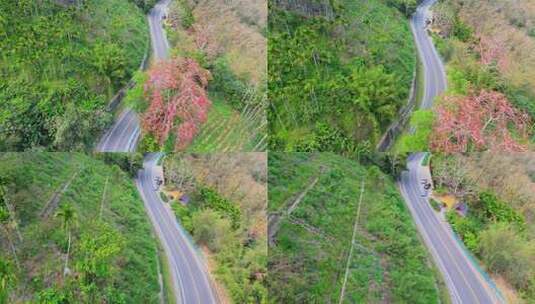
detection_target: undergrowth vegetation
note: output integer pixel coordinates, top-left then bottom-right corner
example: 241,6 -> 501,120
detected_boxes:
432,153 -> 535,302
0,153 -> 160,303
268,152 -> 442,303
163,154 -> 267,303
0,0 -> 149,151
400,0 -> 535,152
268,0 -> 416,153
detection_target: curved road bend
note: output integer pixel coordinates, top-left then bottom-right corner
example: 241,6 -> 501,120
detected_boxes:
96,0 -> 171,152
378,0 -> 445,150
136,153 -> 218,304
399,153 -> 502,304
403,3 -> 502,302
410,0 -> 447,109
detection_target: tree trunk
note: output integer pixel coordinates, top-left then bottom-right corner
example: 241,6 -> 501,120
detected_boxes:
64,230 -> 71,277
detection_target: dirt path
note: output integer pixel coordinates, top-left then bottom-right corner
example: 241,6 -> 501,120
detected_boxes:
338,179 -> 365,304
268,174 -> 320,246
40,168 -> 83,219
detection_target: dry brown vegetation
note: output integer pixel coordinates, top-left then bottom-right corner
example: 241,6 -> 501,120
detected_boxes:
446,0 -> 535,90
432,153 -> 535,302
463,153 -> 535,224
162,153 -> 267,302
168,0 -> 266,85
433,153 -> 535,228
182,153 -> 267,235
217,0 -> 267,30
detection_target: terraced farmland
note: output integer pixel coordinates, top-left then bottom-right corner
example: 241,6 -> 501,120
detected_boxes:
187,99 -> 267,152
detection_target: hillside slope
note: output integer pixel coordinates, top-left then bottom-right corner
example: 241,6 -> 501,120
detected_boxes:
401,0 -> 535,152
162,153 -> 267,303
268,0 -> 416,153
0,153 -> 161,303
268,153 -> 444,303
0,0 -> 149,151
131,0 -> 267,152
431,153 -> 535,302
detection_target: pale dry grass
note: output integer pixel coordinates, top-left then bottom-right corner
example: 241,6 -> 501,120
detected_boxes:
456,0 -> 535,89
461,153 -> 535,237
167,0 -> 266,85
218,0 -> 267,30
192,0 -> 266,84
492,274 -> 524,304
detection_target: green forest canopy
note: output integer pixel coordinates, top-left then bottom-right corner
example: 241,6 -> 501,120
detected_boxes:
0,0 -> 149,151
268,0 -> 416,153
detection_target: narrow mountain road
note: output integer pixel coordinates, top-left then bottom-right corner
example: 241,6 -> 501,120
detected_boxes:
148,0 -> 171,60
399,153 -> 502,304
96,0 -> 170,152
136,153 -> 218,304
410,0 -> 447,109
377,0 -> 446,150
96,109 -> 141,152
403,4 -> 502,302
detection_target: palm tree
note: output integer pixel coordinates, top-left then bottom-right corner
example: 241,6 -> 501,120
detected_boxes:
55,203 -> 76,277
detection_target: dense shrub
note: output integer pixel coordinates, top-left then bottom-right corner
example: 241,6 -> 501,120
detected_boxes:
209,58 -> 251,110
268,153 -> 441,303
96,153 -> 143,177
198,187 -> 241,229
129,0 -> 157,12
0,153 -> 161,302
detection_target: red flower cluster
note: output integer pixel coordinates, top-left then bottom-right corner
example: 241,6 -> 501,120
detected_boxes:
431,90 -> 531,152
142,58 -> 211,150
478,33 -> 509,71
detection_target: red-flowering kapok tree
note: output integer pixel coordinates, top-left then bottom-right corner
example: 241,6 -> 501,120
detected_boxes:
477,33 -> 510,71
431,90 -> 531,152
142,58 -> 211,150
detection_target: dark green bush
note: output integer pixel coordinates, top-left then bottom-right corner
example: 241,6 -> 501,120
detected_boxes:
452,17 -> 473,42
199,187 -> 241,229
97,153 -> 143,177
129,0 -> 157,12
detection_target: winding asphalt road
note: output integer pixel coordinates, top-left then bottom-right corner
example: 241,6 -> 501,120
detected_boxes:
96,0 -> 170,152
136,153 -> 218,304
402,4 -> 502,302
377,0 -> 446,150
97,2 -> 218,301
399,153 -> 502,304
410,0 -> 447,109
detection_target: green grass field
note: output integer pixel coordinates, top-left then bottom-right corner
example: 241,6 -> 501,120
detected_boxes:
268,152 -> 442,303
0,153 -> 161,303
